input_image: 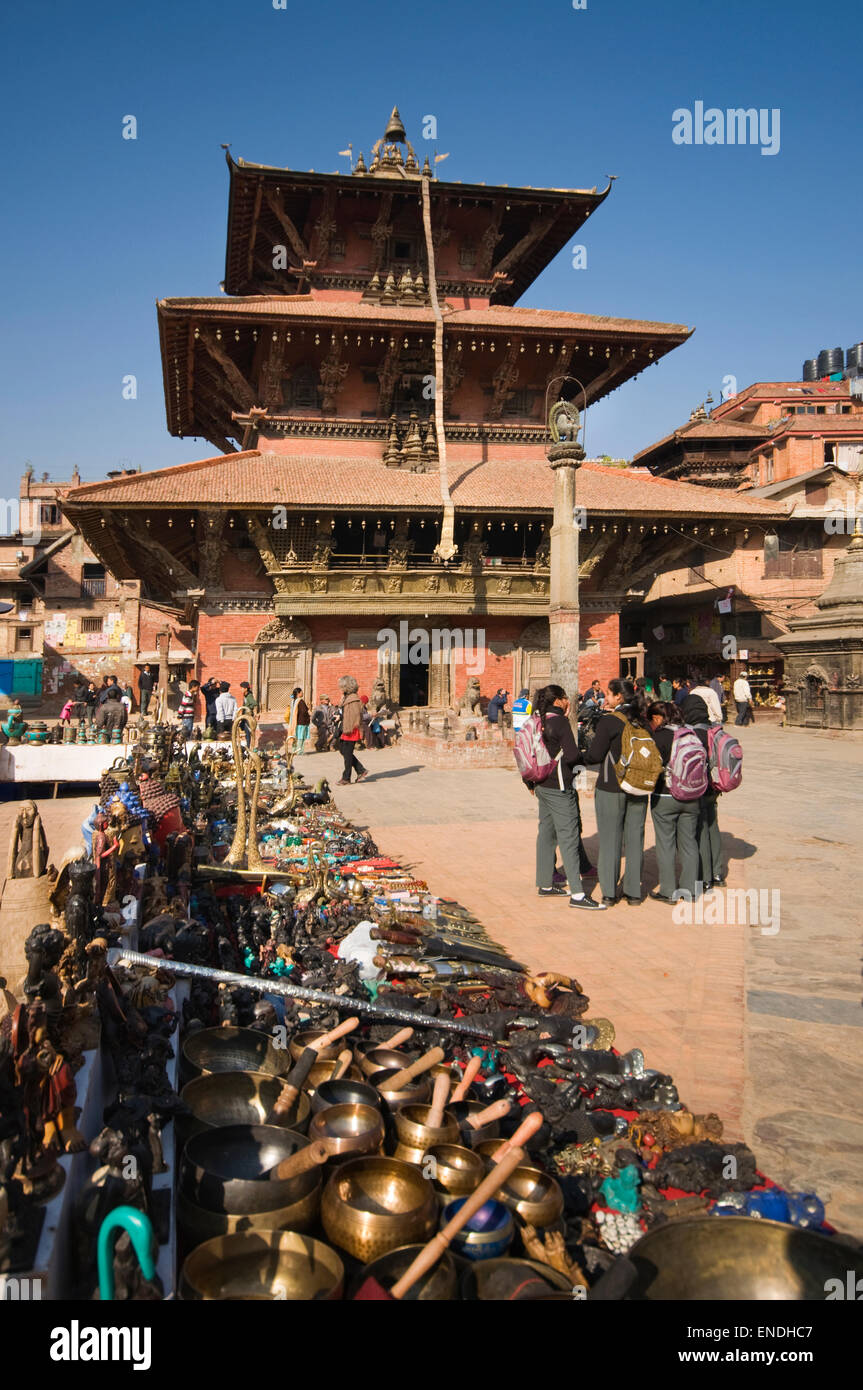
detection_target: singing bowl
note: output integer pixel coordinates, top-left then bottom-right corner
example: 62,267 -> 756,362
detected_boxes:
392,1104 -> 460,1165
449,1100 -> 503,1148
441,1197 -> 513,1262
627,1216 -> 863,1301
181,1124 -> 316,1215
357,1045 -> 419,1078
461,1257 -> 573,1301
375,1074 -> 432,1114
290,1029 -> 347,1063
183,1027 -> 290,1080
423,1143 -> 485,1202
180,1231 -> 344,1301
181,1071 -> 310,1139
308,1103 -> 385,1158
354,1243 -> 457,1302
307,1058 -> 364,1092
177,1185 -> 320,1250
497,1165 -> 564,1229
321,1156 -> 437,1263
310,1078 -> 381,1116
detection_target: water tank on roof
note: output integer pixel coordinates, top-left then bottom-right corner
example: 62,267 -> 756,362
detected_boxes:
802,359 -> 818,381
817,347 -> 844,376
845,342 -> 863,371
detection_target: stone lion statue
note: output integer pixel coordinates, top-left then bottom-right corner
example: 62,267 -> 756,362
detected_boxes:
459,678 -> 483,717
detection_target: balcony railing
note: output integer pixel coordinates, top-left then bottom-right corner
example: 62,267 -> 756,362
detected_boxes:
81,577 -> 107,597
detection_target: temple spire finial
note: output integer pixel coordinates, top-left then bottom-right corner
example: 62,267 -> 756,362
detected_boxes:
384,105 -> 407,144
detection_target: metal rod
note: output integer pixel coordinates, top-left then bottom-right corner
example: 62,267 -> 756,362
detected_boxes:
108,947 -> 498,1041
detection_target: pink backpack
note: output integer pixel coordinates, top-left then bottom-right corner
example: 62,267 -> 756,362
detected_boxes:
706,725 -> 743,792
513,713 -> 563,787
666,726 -> 709,801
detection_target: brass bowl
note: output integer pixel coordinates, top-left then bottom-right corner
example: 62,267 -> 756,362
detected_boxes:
310,1078 -> 381,1116
321,1156 -> 437,1263
183,1027 -> 290,1080
179,1231 -> 343,1300
497,1164 -> 564,1229
307,1059 -> 364,1093
423,1143 -> 485,1202
357,1045 -> 419,1078
628,1216 -> 863,1301
461,1257 -> 573,1300
180,1071 -> 310,1140
449,1100 -> 503,1148
181,1124 -> 315,1215
375,1074 -> 432,1114
290,1029 -> 346,1063
392,1104 -> 459,1165
177,1184 -> 321,1251
354,1243 -> 457,1301
474,1138 -> 507,1163
308,1103 -> 385,1159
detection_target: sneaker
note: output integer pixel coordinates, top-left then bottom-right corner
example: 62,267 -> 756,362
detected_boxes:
570,895 -> 608,911
336,778 -> 352,786
538,885 -> 568,897
355,771 -> 369,783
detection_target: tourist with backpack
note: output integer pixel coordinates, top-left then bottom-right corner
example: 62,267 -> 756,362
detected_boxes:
646,700 -> 708,902
681,693 -> 739,890
583,678 -> 661,905
514,684 -> 606,911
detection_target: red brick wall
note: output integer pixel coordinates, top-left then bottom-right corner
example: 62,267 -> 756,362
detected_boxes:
579,610 -> 620,688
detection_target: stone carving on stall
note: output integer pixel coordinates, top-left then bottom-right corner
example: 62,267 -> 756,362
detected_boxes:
6,801 -> 49,881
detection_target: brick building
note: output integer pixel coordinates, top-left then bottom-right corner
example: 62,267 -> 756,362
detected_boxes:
61,107 -> 786,713
0,467 -> 191,712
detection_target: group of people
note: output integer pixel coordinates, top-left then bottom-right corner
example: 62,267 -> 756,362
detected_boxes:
61,674 -> 132,735
526,675 -> 738,911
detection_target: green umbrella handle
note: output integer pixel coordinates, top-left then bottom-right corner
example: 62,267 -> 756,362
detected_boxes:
97,1205 -> 156,1301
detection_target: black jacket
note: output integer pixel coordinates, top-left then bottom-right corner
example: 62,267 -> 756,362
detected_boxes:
138,669 -> 155,692
583,708 -> 644,794
533,708 -> 583,792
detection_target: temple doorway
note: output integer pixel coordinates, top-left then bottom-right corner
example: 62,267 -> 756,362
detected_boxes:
399,654 -> 429,707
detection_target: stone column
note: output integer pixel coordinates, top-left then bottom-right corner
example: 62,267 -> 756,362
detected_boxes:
547,438 -> 585,722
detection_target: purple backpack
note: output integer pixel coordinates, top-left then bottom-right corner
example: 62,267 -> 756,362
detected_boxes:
706,725 -> 743,792
513,713 -> 563,787
666,726 -> 709,801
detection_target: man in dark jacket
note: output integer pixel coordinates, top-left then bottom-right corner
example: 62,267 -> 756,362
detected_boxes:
487,689 -> 508,724
201,676 -> 222,729
94,687 -> 127,737
138,664 -> 155,716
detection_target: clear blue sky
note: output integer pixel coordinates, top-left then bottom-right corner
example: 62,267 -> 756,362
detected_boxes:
1,0 -> 859,493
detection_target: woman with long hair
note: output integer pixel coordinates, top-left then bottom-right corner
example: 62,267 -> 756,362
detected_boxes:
646,699 -> 701,901
583,677 -> 653,904
529,684 -> 606,911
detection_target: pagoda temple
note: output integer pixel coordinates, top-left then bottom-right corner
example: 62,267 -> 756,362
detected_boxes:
64,108 -> 781,711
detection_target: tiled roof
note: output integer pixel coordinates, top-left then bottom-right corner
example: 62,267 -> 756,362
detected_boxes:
63,452 -> 783,518
758,416 -> 863,443
157,296 -> 691,338
633,415 -> 767,463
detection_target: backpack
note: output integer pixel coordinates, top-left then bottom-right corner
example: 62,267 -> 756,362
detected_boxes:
704,725 -> 743,792
514,713 -> 563,788
666,725 -> 709,801
611,712 -> 662,796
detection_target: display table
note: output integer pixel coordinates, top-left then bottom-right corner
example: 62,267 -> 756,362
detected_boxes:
0,744 -> 130,785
